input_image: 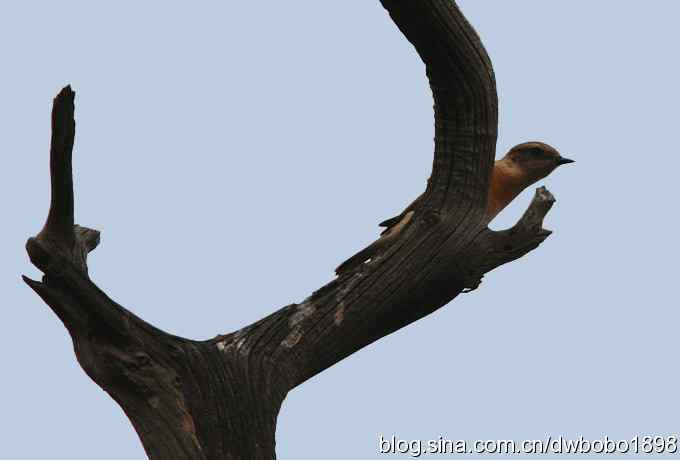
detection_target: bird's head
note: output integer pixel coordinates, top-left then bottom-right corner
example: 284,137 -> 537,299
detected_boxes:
502,141 -> 574,185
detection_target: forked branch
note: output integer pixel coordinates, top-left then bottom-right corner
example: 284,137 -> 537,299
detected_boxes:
23,2 -> 559,459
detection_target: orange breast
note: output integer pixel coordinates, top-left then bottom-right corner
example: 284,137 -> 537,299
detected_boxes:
486,163 -> 523,219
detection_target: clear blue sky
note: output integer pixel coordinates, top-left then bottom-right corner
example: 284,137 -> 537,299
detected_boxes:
2,1 -> 679,458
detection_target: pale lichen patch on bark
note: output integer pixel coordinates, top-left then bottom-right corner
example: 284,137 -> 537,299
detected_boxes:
235,335 -> 248,351
335,272 -> 364,300
289,301 -> 316,328
214,330 -> 246,354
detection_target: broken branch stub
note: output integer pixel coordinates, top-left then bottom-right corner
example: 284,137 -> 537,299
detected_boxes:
30,85 -> 100,275
460,187 -> 556,291
22,2 -> 565,459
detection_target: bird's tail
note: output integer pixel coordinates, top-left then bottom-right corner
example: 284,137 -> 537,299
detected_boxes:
335,242 -> 379,276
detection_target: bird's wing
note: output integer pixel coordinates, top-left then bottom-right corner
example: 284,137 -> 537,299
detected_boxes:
378,192 -> 424,235
335,240 -> 382,275
378,214 -> 406,232
337,210 -> 416,275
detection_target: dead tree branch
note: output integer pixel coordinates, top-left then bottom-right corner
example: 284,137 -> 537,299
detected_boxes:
23,2 -> 558,459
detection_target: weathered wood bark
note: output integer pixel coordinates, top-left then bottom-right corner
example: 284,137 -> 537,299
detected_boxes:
24,2 -> 558,459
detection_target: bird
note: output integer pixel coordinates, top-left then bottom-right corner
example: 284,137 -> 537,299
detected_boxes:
335,142 -> 574,275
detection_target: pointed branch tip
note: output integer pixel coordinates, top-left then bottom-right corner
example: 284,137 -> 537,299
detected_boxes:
43,86 -> 76,244
55,85 -> 75,101
22,275 -> 41,289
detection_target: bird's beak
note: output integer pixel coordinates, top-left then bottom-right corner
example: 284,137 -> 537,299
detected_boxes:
556,157 -> 575,165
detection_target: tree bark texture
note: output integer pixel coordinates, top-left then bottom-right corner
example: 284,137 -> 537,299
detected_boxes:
24,2 -> 558,459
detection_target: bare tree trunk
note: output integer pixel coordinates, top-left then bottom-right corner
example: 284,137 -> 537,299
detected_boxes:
24,1 -> 557,459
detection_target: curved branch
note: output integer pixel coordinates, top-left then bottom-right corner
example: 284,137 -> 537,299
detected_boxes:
22,2 -> 563,459
380,0 -> 498,213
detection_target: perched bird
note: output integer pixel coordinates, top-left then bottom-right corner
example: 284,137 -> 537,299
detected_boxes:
335,142 -> 574,275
